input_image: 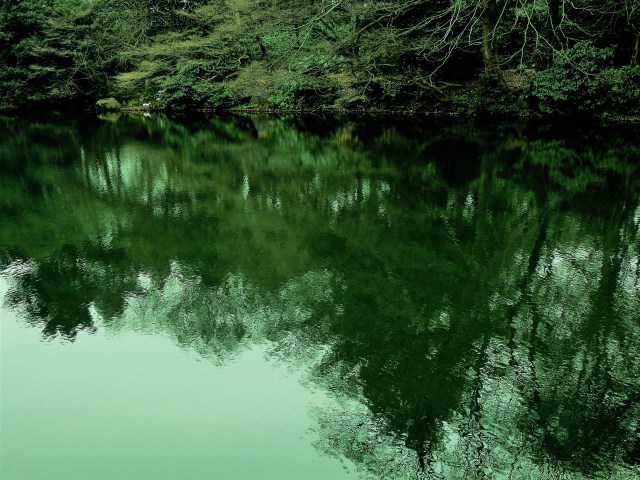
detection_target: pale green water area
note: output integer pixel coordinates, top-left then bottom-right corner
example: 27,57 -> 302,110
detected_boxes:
0,114 -> 639,479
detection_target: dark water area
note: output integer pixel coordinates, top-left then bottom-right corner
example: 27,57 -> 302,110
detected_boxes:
0,113 -> 638,479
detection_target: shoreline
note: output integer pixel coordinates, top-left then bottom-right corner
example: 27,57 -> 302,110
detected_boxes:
2,102 -> 639,125
114,105 -> 640,125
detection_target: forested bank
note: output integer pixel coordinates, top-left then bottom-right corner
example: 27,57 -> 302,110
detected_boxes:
1,0 -> 640,116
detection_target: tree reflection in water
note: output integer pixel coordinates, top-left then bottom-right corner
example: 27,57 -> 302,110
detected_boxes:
0,114 -> 638,479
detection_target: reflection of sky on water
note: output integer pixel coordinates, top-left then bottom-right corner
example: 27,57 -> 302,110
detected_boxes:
0,274 -> 356,479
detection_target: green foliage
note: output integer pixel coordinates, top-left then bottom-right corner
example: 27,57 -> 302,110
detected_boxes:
265,83 -> 299,110
1,0 -> 640,114
157,74 -> 216,111
204,84 -> 235,109
0,0 -> 115,109
0,69 -> 27,110
0,1 -> 45,109
470,74 -> 521,116
528,42 -> 615,115
0,0 -> 43,47
265,76 -> 336,110
605,65 -> 640,115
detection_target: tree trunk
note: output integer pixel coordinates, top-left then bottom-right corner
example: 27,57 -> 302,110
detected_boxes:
548,0 -> 562,46
632,33 -> 639,65
545,0 -> 562,66
481,0 -> 502,79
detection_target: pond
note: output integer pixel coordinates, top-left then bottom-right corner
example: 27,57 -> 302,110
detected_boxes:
0,113 -> 639,479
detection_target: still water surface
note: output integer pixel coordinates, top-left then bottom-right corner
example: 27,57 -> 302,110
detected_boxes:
0,114 -> 639,479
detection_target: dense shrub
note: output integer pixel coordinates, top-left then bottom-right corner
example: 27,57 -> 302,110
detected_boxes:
157,74 -> 216,111
605,65 -> 640,115
527,42 -> 615,115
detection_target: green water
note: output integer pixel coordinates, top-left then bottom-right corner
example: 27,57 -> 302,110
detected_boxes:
0,114 -> 638,479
